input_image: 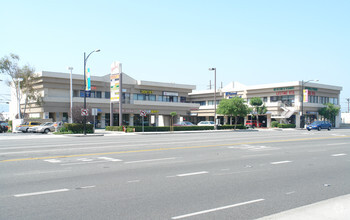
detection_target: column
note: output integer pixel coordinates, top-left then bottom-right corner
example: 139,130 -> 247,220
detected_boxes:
129,114 -> 134,126
296,114 -> 301,128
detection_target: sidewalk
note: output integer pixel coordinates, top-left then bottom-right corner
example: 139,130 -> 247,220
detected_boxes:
258,194 -> 350,220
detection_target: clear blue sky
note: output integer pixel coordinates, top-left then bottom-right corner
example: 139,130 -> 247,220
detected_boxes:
1,0 -> 349,112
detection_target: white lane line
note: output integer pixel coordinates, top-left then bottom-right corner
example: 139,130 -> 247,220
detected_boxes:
327,143 -> 347,146
77,185 -> 96,189
44,159 -> 62,163
241,154 -> 272,158
270,161 -> 292,165
14,170 -> 71,176
97,157 -> 122,162
286,191 -> 296,195
125,157 -> 176,164
60,161 -> 108,166
14,189 -> 70,197
331,153 -> 347,157
127,180 -> 141,183
77,158 -> 94,162
176,171 -> 208,177
171,198 -> 265,219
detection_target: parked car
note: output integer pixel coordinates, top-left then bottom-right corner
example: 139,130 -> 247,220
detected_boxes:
306,121 -> 332,131
173,121 -> 195,126
245,120 -> 262,128
0,121 -> 8,133
197,121 -> 220,126
16,121 -> 41,133
28,122 -> 56,134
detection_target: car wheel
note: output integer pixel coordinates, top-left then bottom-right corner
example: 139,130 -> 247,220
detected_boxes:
43,129 -> 50,134
318,127 -> 321,131
307,129 -> 311,131
328,127 -> 331,131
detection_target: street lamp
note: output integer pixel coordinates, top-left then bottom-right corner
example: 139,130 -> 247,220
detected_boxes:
300,79 -> 319,128
83,49 -> 100,135
209,67 -> 217,130
14,78 -> 23,119
68,67 -> 74,123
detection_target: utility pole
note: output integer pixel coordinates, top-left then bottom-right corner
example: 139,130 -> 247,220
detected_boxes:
347,98 -> 350,113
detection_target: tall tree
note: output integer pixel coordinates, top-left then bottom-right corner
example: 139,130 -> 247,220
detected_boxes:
0,54 -> 42,119
318,103 -> 340,126
217,97 -> 251,130
249,97 -> 264,128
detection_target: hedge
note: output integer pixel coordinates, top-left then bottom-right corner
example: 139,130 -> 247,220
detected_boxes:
277,123 -> 296,128
63,123 -> 94,133
105,124 -> 246,132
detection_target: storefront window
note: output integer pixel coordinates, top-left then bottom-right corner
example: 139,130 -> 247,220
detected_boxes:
105,92 -> 110,99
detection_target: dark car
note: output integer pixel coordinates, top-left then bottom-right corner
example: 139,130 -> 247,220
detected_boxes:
306,121 -> 332,131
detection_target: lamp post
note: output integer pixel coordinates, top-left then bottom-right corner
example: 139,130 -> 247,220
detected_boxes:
83,49 -> 100,135
209,68 -> 217,130
300,79 -> 318,128
68,67 -> 74,123
14,78 -> 23,119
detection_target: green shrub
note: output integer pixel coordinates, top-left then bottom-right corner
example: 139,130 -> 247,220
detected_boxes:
271,121 -> 279,128
218,124 -> 247,130
105,126 -> 123,131
277,123 -> 296,128
63,123 -> 94,133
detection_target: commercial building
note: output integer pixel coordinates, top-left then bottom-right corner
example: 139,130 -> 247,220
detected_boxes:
10,71 -> 199,127
188,81 -> 342,128
10,71 -> 342,128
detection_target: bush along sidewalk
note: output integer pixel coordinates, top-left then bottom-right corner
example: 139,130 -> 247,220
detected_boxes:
105,124 -> 246,132
55,123 -> 94,134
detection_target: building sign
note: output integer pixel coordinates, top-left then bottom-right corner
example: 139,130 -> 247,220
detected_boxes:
140,90 -> 153,94
273,87 -> 294,91
225,92 -> 238,99
276,91 -> 295,96
303,89 -> 308,102
305,87 -> 318,91
163,91 -> 178,96
110,61 -> 122,102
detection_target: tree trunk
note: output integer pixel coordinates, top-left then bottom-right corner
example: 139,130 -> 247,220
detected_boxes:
234,116 -> 237,130
256,114 -> 259,128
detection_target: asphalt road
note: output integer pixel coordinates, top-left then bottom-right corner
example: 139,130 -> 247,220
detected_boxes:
1,129 -> 350,219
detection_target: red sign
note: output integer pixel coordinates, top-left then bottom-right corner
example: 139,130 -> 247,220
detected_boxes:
81,109 -> 89,116
276,90 -> 295,96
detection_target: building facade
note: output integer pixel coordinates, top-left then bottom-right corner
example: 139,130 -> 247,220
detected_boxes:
10,71 -> 199,127
188,81 -> 342,128
10,71 -> 342,128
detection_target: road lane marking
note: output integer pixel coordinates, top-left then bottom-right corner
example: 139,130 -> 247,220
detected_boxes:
327,143 -> 347,146
127,180 -> 141,183
60,161 -> 109,166
14,189 -> 70,197
270,161 -> 292,165
14,170 -> 71,176
241,154 -> 272,158
171,198 -> 265,219
44,159 -> 62,163
2,135 -> 350,163
77,158 -> 94,162
124,157 -> 176,164
176,171 -> 208,177
286,191 -> 296,195
76,185 -> 96,189
331,153 -> 347,157
97,157 -> 122,162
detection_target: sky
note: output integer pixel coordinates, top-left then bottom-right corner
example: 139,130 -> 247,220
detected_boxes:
1,0 -> 349,112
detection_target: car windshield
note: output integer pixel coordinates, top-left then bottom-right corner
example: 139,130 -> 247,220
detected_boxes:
311,121 -> 322,125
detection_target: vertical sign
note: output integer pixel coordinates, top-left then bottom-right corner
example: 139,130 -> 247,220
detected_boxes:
110,62 -> 122,102
303,89 -> 309,102
86,68 -> 91,91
